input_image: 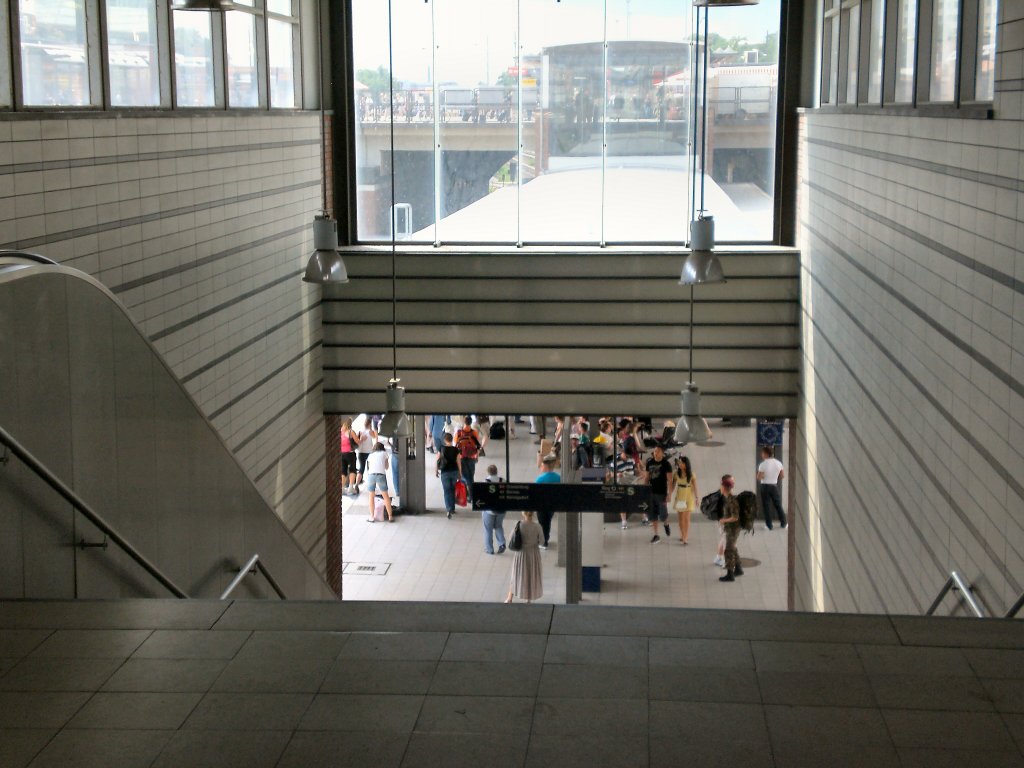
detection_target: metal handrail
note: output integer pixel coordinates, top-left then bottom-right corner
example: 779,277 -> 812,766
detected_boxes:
0,249 -> 59,266
220,553 -> 287,600
0,424 -> 189,599
1007,591 -> 1024,619
927,570 -> 986,618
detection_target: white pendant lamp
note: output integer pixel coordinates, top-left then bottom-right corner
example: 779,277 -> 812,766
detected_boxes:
674,382 -> 714,445
302,7 -> 348,285
379,379 -> 412,438
303,216 -> 349,283
680,215 -> 725,285
171,0 -> 237,10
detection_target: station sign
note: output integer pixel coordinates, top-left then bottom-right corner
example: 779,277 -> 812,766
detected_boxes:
472,482 -> 653,514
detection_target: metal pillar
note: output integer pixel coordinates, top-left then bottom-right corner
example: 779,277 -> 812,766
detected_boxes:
562,414 -> 582,604
398,415 -> 426,515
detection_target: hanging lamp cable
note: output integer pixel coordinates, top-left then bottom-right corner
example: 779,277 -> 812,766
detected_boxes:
690,6 -> 701,226
388,0 -> 398,381
700,5 -> 709,214
317,3 -> 327,215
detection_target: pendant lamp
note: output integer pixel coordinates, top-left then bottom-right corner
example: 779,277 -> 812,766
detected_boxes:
302,4 -> 348,284
674,382 -> 714,444
376,0 -> 412,439
171,0 -> 237,10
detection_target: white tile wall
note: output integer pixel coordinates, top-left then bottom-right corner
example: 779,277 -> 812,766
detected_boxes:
0,112 -> 330,574
793,0 -> 1024,616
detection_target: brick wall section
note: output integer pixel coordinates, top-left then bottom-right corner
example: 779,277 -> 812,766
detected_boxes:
0,112 -> 330,576
325,413 -> 343,597
792,0 -> 1024,615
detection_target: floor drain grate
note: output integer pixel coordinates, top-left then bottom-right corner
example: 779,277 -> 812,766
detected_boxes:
342,562 -> 391,576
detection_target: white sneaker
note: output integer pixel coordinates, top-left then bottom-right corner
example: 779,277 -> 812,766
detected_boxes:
713,556 -> 725,567
621,522 -> 628,530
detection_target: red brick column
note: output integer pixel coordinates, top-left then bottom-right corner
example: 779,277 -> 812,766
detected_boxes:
325,414 -> 343,598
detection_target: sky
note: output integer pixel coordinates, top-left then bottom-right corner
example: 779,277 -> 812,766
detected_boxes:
352,0 -> 781,87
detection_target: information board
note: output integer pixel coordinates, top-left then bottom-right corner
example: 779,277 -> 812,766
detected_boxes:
756,419 -> 785,447
472,482 -> 653,514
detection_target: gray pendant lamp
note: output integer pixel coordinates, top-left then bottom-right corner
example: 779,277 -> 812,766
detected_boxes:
377,0 -> 412,439
302,4 -> 348,284
171,0 -> 237,10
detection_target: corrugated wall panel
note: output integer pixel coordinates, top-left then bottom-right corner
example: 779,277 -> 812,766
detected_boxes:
322,248 -> 800,416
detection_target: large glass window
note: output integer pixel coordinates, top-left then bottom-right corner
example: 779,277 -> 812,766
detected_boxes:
866,0 -> 884,104
0,1 -> 12,107
226,8 -> 260,107
352,0 -> 781,244
105,0 -> 160,107
173,9 -> 215,107
822,0 -> 841,104
929,0 -> 958,101
893,0 -> 915,102
19,0 -> 91,106
976,0 -> 997,101
268,15 -> 296,107
844,1 -> 860,104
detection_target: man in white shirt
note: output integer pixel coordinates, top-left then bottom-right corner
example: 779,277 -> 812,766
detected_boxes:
756,446 -> 786,530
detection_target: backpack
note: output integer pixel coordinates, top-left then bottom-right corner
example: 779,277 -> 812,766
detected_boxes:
456,428 -> 480,459
700,490 -> 723,520
736,491 -> 757,532
489,420 -> 506,440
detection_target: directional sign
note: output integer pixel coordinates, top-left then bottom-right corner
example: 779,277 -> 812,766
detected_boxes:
756,419 -> 784,447
472,482 -> 653,514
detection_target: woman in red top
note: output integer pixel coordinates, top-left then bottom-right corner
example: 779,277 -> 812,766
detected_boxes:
339,418 -> 359,496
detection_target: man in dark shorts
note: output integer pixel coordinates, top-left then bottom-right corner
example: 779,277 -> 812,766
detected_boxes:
642,444 -> 675,544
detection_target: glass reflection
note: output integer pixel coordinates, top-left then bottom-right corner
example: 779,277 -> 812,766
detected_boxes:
20,0 -> 91,106
173,9 -> 215,107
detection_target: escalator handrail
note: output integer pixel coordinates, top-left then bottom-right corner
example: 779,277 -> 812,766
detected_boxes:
0,250 -> 60,266
0,424 -> 189,599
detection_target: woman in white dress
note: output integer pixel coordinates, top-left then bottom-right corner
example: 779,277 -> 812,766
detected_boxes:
505,511 -> 543,603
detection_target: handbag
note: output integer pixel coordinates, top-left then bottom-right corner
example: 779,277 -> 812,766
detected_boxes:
454,479 -> 468,507
508,521 -> 523,551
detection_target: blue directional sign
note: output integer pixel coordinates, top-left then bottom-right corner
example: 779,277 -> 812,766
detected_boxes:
757,419 -> 784,447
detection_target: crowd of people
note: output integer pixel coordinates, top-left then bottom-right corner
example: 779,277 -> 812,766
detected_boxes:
344,414 -> 786,600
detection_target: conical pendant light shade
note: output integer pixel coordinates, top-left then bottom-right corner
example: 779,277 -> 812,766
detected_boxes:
680,251 -> 725,285
171,0 -> 237,10
303,216 -> 349,284
674,383 -> 713,445
379,380 -> 412,438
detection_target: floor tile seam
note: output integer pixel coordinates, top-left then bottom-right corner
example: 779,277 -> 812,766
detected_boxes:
997,711 -> 1024,759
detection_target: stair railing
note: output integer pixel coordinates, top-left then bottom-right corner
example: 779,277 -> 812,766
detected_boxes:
0,424 -> 189,599
220,553 -> 287,600
926,570 -> 985,618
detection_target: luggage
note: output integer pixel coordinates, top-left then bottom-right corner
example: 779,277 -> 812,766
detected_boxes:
700,490 -> 723,520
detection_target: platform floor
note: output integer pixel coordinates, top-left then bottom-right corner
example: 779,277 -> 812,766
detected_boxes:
0,599 -> 1021,768
342,420 -> 789,609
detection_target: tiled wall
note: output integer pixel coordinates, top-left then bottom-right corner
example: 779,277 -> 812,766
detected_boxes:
0,112 -> 330,574
793,1 -> 1024,615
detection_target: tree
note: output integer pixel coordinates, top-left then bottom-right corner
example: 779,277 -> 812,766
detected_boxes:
356,66 -> 394,98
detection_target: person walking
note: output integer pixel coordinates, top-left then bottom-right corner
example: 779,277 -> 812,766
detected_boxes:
505,511 -> 544,603
339,418 -> 359,496
436,433 -> 463,519
482,464 -> 506,554
757,446 -> 787,530
535,455 -> 560,549
428,414 -> 447,455
718,475 -> 744,581
363,442 -> 394,522
354,416 -> 376,491
455,416 -> 482,504
672,456 -> 698,545
642,444 -> 675,544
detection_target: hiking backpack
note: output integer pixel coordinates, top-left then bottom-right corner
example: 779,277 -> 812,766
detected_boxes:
456,428 -> 480,459
489,420 -> 506,440
736,490 -> 757,532
700,490 -> 723,520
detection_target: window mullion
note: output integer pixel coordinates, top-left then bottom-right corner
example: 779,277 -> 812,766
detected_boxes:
915,0 -> 933,105
957,0 -> 976,103
255,3 -> 269,108
155,0 -> 172,108
86,0 -> 104,107
212,7 -> 227,107
0,1 -> 12,107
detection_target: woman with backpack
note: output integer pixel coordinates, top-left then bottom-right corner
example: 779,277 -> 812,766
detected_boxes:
671,456 -> 698,545
455,416 -> 482,504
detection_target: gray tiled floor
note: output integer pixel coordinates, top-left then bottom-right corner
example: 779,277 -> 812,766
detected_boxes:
0,599 -> 1021,768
